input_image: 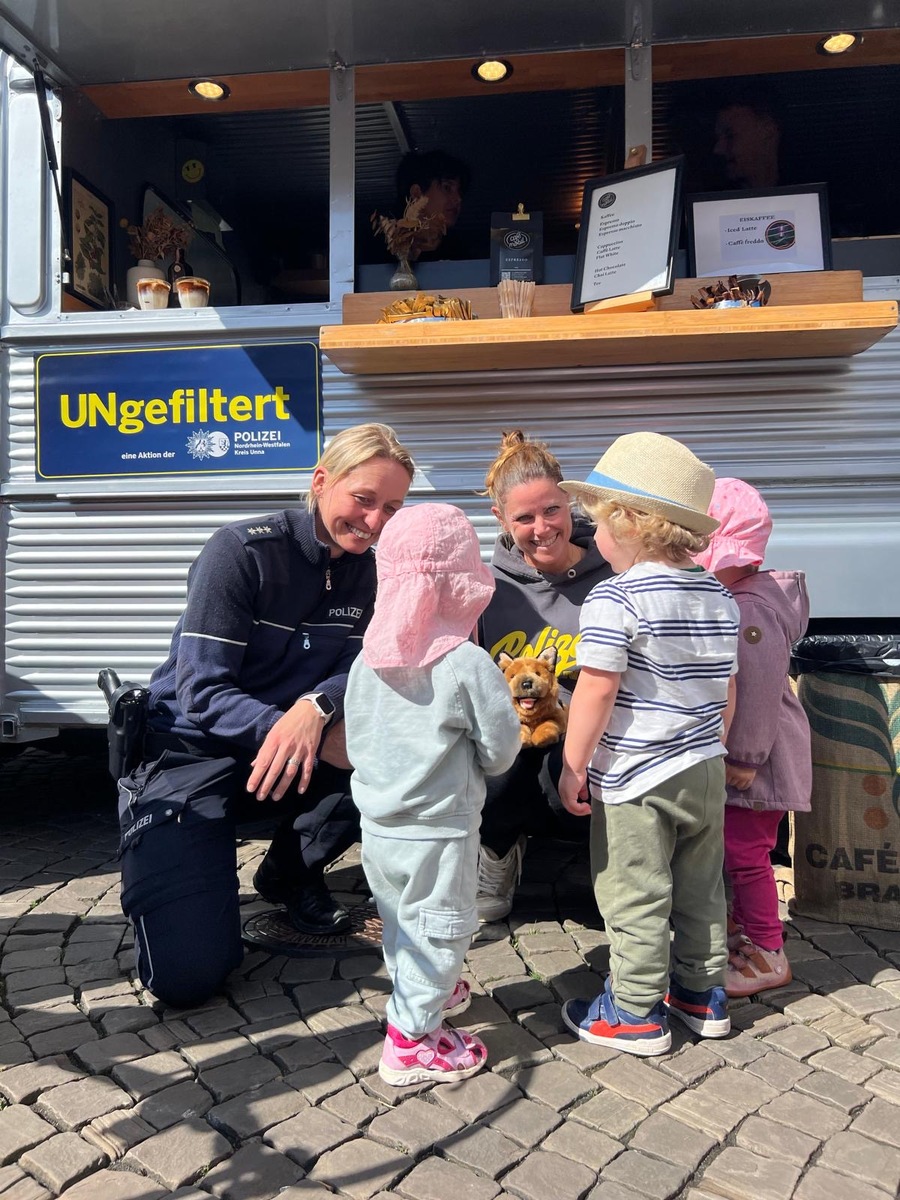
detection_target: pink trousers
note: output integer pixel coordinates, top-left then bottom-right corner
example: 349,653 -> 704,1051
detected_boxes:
723,806 -> 785,950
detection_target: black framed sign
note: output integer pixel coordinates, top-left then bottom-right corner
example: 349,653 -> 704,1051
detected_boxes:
571,157 -> 683,312
65,170 -> 114,310
687,184 -> 832,277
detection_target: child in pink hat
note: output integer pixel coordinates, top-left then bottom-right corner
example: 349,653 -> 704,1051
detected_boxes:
344,503 -> 521,1085
695,478 -> 812,996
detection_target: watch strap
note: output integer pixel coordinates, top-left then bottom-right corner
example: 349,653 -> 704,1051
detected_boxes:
301,692 -> 335,721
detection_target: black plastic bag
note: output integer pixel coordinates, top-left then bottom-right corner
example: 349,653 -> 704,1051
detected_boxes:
791,633 -> 900,677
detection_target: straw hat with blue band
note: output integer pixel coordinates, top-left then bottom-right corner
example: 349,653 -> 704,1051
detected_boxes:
559,431 -> 720,537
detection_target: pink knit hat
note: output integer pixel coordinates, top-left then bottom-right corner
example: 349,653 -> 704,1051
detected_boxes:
363,503 -> 495,669
693,477 -> 773,573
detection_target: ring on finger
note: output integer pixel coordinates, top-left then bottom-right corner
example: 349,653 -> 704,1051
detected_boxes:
288,758 -> 301,767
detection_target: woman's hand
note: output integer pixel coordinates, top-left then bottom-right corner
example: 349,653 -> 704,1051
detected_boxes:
726,763 -> 757,791
247,698 -> 327,801
559,764 -> 592,817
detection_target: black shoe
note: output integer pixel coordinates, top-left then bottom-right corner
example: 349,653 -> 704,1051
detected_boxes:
285,880 -> 352,936
252,859 -> 291,905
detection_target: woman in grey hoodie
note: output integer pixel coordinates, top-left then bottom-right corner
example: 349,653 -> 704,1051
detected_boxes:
476,431 -> 614,920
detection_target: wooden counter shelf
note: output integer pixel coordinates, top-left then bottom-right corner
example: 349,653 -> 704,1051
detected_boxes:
319,271 -> 898,376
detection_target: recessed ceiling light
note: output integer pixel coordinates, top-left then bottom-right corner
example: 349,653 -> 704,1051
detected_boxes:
816,32 -> 860,55
188,79 -> 231,101
472,59 -> 513,83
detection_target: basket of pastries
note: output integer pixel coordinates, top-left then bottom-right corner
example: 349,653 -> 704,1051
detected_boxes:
377,293 -> 474,323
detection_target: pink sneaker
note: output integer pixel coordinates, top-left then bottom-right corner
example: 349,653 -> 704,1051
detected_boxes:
725,943 -> 792,998
443,979 -> 472,1018
379,1022 -> 487,1086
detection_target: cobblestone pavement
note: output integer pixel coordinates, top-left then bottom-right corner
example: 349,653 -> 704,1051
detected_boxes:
2,749 -> 900,1200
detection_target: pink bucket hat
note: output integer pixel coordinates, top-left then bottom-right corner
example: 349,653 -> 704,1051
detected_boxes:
363,503 -> 495,669
693,477 -> 773,573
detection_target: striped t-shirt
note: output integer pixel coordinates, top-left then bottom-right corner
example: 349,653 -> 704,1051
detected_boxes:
577,562 -> 739,804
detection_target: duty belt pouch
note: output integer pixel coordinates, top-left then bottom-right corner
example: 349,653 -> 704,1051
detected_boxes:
118,751 -> 239,919
98,671 -> 150,781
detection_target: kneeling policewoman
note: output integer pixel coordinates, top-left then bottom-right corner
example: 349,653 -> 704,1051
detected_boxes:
117,423 -> 415,1008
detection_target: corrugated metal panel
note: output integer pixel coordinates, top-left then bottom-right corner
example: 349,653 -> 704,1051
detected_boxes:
317,277 -> 900,619
2,501 -> 302,723
4,283 -> 900,735
320,290 -> 900,519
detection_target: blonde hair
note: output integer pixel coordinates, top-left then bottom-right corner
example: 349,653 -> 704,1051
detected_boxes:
307,423 -> 415,512
483,429 -> 564,510
583,498 -> 710,563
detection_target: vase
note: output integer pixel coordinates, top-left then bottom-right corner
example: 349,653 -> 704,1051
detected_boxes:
389,256 -> 417,291
126,260 -> 165,309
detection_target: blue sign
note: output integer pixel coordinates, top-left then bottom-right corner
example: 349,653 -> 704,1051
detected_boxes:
35,341 -> 322,479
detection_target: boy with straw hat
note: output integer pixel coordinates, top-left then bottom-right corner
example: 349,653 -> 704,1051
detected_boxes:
557,432 -> 740,1056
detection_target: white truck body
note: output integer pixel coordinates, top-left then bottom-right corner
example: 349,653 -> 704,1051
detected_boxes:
1,24 -> 899,747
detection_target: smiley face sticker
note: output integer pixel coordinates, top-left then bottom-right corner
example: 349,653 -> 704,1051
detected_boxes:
181,159 -> 205,185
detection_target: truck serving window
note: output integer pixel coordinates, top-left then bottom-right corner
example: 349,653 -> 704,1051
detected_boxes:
58,61 -> 900,311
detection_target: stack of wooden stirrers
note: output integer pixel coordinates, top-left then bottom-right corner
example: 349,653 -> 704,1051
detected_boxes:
498,278 -> 536,318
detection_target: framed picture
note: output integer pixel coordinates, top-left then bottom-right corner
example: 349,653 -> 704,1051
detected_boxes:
571,157 -> 683,312
686,184 -> 832,277
65,171 -> 113,309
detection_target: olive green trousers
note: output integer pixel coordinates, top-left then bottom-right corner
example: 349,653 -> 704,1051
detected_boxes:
591,756 -> 728,1016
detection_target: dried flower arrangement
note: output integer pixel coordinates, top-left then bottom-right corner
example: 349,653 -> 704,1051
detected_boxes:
370,195 -> 448,262
121,206 -> 192,262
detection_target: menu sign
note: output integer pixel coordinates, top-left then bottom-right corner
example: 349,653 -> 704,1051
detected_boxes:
571,158 -> 683,312
687,184 -> 832,277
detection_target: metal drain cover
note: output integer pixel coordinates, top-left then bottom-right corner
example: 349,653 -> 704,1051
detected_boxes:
242,904 -> 383,957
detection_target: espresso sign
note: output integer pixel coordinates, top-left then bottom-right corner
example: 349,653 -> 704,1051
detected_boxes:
571,157 -> 683,311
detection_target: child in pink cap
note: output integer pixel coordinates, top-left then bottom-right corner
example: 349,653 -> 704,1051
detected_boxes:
344,503 -> 521,1085
695,478 -> 812,996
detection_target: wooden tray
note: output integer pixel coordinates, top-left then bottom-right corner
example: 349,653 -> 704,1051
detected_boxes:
320,301 -> 898,376
340,270 -> 865,324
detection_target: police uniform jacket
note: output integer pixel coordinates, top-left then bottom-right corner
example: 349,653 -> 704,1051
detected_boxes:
147,507 -> 375,754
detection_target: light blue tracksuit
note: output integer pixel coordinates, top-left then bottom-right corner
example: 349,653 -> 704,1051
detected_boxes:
345,640 -> 521,1037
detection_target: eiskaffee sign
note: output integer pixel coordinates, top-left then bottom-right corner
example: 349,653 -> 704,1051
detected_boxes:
35,341 -> 321,479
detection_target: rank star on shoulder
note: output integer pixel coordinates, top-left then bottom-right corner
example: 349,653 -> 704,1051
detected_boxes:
247,525 -> 273,535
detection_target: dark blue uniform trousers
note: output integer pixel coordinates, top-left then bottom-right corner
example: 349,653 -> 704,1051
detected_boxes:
117,739 -> 359,1009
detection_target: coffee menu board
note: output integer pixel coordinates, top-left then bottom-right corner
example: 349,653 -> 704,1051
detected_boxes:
571,158 -> 684,312
686,184 -> 832,277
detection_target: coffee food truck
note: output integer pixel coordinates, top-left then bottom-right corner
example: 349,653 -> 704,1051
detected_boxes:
1,0 -> 899,758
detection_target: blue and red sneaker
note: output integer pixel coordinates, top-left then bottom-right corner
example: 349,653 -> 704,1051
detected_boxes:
561,977 -> 671,1057
666,977 -> 730,1038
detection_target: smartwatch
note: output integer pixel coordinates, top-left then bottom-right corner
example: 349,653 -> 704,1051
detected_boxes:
303,692 -> 335,722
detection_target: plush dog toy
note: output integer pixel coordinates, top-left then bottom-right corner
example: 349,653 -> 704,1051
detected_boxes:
497,647 -> 568,749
